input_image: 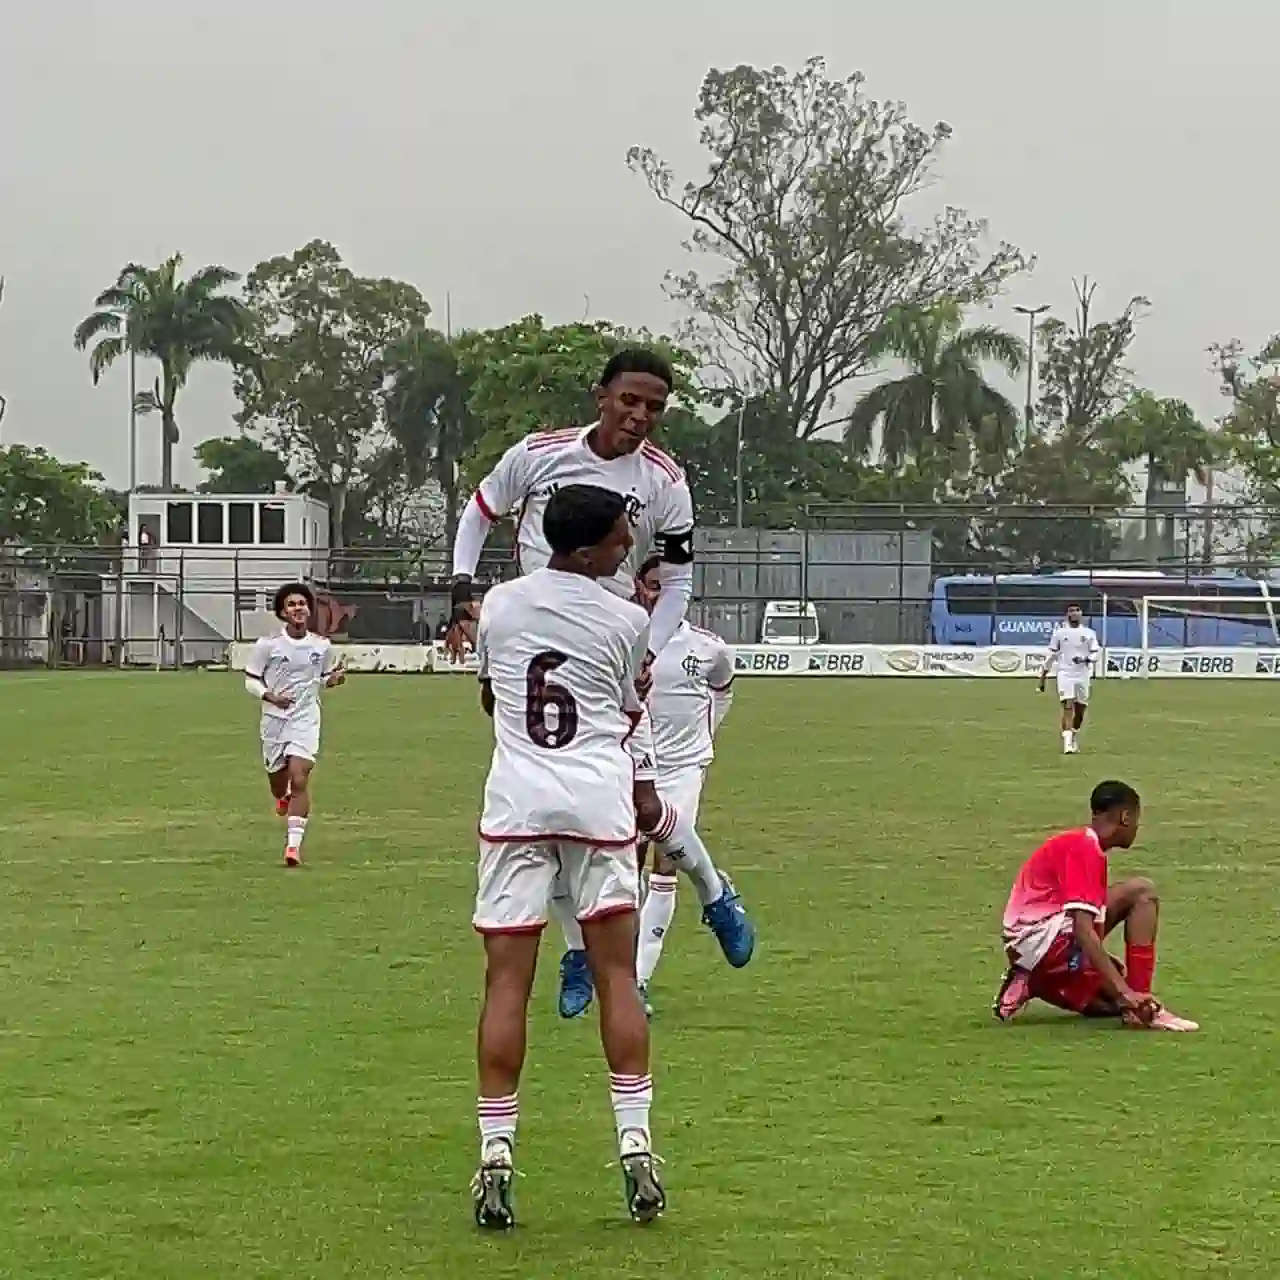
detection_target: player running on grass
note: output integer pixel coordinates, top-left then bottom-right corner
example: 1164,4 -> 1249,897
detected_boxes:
631,555 -> 736,1017
994,779 -> 1198,1031
243,583 -> 345,867
470,485 -> 665,1230
1038,602 -> 1100,754
448,348 -> 754,1019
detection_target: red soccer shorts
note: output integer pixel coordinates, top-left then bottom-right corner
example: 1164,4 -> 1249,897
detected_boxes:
1027,933 -> 1123,1014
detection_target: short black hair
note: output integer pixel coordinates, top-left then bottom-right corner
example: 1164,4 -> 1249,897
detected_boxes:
273,581 -> 316,619
637,554 -> 662,579
1066,601 -> 1082,610
600,348 -> 674,391
1090,780 -> 1141,814
543,484 -> 627,556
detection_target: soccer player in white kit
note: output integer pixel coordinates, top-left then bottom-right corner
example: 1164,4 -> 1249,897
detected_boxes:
470,484 -> 665,1230
448,349 -> 755,1019
632,556 -> 736,1014
1038,602 -> 1100,754
243,583 -> 346,865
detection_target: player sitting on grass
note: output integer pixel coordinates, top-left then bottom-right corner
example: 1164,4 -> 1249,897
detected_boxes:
994,780 -> 1198,1031
243,583 -> 345,867
1037,602 -> 1100,755
470,484 -> 665,1231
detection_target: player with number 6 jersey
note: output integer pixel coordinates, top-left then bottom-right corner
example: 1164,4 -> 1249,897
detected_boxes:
469,485 -> 666,1231
449,348 -> 755,1020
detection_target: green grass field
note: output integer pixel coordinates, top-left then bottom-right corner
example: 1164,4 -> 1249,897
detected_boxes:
2,672 -> 1278,1278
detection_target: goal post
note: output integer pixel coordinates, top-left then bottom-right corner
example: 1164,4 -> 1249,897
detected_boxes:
1138,592 -> 1280,662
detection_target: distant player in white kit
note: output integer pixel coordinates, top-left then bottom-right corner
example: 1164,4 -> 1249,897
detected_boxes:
448,349 -> 755,1019
1038,603 -> 1100,754
470,484 -> 665,1230
632,556 -> 736,1015
243,583 -> 346,866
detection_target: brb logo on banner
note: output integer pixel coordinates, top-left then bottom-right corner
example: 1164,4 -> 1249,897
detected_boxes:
806,651 -> 865,673
1107,653 -> 1160,675
734,650 -> 793,673
1180,655 -> 1234,675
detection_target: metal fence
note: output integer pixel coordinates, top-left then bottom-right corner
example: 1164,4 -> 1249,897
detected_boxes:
2,502 -> 1276,665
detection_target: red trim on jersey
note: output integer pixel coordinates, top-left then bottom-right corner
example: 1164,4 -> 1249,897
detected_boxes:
707,678 -> 734,692
474,920 -> 548,936
478,826 -> 639,847
527,428 -> 582,451
640,442 -> 683,481
579,902 -> 638,923
474,489 -> 498,522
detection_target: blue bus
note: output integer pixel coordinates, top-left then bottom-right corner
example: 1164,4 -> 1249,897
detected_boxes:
930,572 -> 1280,648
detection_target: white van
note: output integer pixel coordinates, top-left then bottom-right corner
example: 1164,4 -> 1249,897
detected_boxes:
759,599 -> 820,646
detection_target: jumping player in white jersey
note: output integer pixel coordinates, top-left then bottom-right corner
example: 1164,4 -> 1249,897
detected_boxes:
448,348 -> 755,1019
243,583 -> 346,866
632,556 -> 736,1015
470,484 -> 665,1230
1038,603 -> 1100,754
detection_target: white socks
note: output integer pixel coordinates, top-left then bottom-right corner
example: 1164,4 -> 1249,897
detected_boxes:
637,875 -> 678,985
651,805 -> 722,907
551,891 -> 585,952
286,815 -> 307,857
478,1093 -> 518,1160
609,1073 -> 653,1151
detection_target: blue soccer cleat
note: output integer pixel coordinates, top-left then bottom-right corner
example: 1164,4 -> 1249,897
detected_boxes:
701,874 -> 756,968
558,949 -> 594,1019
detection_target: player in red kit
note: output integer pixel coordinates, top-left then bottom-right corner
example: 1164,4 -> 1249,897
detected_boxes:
994,780 -> 1198,1031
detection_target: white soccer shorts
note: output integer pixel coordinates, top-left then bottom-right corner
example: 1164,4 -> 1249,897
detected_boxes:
261,722 -> 320,772
1056,672 -> 1091,705
655,764 -> 707,829
626,703 -> 658,783
474,838 -> 640,934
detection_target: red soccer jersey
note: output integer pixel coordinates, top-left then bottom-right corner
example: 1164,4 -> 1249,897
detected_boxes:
1002,827 -> 1108,968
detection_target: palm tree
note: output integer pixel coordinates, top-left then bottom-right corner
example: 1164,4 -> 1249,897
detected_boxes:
383,327 -> 482,545
1098,390 -> 1217,561
73,254 -> 249,489
846,302 -> 1025,484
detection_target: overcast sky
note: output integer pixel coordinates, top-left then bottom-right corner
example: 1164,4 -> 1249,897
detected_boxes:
1,0 -> 1276,490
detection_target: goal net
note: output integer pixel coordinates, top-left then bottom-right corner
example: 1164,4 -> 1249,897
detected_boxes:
1137,593 -> 1280,656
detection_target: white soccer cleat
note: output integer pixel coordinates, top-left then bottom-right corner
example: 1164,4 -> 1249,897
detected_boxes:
619,1129 -> 666,1224
471,1139 -> 517,1230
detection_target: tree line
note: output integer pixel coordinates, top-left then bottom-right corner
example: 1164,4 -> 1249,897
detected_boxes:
3,57 -> 1279,570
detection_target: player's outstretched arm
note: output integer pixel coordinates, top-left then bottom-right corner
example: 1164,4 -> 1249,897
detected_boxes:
645,470 -> 696,656
447,441 -> 533,660
1038,638 -> 1059,692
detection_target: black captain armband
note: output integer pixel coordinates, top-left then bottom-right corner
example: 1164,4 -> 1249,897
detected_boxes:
659,530 -> 694,566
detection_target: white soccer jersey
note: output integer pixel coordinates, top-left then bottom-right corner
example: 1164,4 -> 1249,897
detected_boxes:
474,425 -> 694,600
245,631 -> 338,732
1045,623 -> 1100,675
477,568 -> 650,844
649,621 -> 735,773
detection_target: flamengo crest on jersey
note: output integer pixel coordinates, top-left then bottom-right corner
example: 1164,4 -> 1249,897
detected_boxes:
648,621 -> 734,773
476,569 -> 650,844
476,426 -> 693,599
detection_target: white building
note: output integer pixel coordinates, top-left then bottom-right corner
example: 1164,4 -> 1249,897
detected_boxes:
103,487 -> 330,665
